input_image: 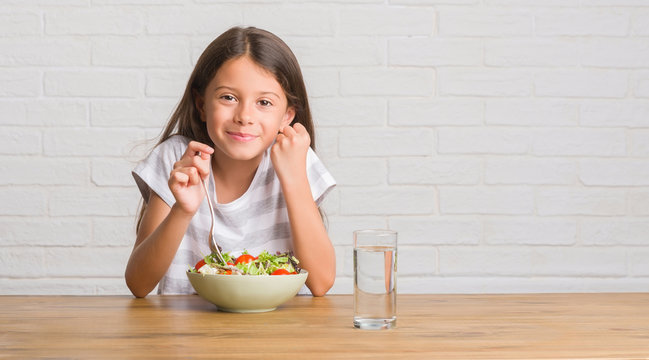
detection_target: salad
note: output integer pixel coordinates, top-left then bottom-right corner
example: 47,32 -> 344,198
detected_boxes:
189,250 -> 301,276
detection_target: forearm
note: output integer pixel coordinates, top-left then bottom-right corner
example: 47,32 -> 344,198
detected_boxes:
125,204 -> 193,297
281,177 -> 336,297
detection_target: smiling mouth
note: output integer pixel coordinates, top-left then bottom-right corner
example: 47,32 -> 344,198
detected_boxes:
226,131 -> 257,142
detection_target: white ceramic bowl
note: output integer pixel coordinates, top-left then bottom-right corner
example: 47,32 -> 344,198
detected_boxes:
186,270 -> 308,313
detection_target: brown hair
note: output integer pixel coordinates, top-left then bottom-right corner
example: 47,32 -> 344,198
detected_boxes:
136,26 -> 315,231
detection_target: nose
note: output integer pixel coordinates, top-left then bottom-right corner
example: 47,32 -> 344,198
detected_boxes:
234,102 -> 254,125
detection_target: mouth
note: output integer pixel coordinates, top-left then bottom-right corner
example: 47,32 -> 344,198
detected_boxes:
226,131 -> 257,142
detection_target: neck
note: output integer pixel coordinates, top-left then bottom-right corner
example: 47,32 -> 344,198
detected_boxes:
211,150 -> 263,204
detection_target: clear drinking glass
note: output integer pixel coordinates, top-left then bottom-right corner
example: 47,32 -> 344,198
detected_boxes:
353,229 -> 397,330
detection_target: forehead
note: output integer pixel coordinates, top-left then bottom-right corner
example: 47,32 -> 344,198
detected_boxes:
211,56 -> 284,94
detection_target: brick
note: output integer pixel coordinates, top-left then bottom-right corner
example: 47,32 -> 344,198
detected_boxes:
319,186 -> 339,216
26,100 -> 87,126
631,11 -> 649,35
43,128 -> 145,157
629,249 -> 649,276
389,38 -> 482,66
631,130 -> 649,156
581,100 -> 649,127
486,99 -> 577,126
327,216 -> 388,246
388,216 -> 481,245
582,219 -> 649,246
340,6 -> 434,35
146,6 -> 241,34
326,158 -> 386,186
339,186 -> 436,215
581,39 -> 649,68
338,246 -> 352,277
91,99 -> 177,128
44,70 -> 142,98
310,98 -> 386,127
0,38 -> 90,66
390,0 -> 477,3
0,127 -> 42,155
439,186 -> 534,215
0,11 -> 41,35
531,128 -> 626,156
437,127 -> 530,155
485,39 -> 579,67
93,37 -> 189,67
0,156 -> 88,185
439,246 -> 626,276
302,68 -> 338,98
634,71 -> 649,97
0,70 -> 40,97
582,0 -> 649,6
93,217 -> 136,247
535,10 -> 629,36
537,188 -> 626,216
0,248 -> 45,277
628,190 -> 649,215
0,218 -> 90,246
49,187 -> 140,216
0,188 -> 47,216
244,6 -> 334,36
339,128 -> 433,157
340,68 -> 434,96
288,37 -> 383,67
92,158 -> 137,186
438,68 -> 531,97
146,70 -> 192,98
45,9 -> 142,35
535,70 -> 627,98
485,158 -> 576,185
95,0 -> 181,3
313,127 -> 337,162
487,0 -> 578,4
389,157 -> 481,185
485,218 -> 576,245
398,246 -> 437,276
44,247 -> 131,277
389,98 -> 483,127
0,101 -> 26,125
580,160 -> 649,186
439,9 -> 532,36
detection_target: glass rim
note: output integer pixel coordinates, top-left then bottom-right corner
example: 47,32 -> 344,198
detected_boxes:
353,229 -> 397,236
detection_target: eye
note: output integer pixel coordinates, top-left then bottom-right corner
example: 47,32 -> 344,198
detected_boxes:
258,99 -> 272,107
220,94 -> 236,102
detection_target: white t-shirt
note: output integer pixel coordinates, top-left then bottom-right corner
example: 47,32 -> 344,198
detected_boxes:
132,135 -> 336,295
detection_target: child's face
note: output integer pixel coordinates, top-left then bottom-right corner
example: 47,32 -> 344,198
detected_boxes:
196,55 -> 295,162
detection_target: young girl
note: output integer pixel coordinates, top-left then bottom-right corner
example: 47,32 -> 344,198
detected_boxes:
125,27 -> 336,298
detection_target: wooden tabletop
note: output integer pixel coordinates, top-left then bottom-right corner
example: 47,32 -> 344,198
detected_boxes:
1,293 -> 648,359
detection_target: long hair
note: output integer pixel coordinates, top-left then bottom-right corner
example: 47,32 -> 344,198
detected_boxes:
136,26 -> 315,231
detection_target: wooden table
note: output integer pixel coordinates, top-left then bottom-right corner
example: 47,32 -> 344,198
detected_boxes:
1,293 -> 648,359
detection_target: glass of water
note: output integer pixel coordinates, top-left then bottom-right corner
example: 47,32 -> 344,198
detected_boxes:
353,229 -> 397,330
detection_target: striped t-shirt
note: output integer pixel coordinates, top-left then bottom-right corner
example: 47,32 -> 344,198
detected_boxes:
132,135 -> 336,295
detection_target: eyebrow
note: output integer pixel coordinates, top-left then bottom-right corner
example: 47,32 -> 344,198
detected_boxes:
214,86 -> 281,99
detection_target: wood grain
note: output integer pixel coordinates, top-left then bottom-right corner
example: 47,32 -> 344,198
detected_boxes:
1,293 -> 648,359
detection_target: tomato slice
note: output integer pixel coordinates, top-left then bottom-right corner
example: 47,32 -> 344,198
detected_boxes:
223,270 -> 232,275
195,259 -> 206,271
271,269 -> 291,275
235,254 -> 256,265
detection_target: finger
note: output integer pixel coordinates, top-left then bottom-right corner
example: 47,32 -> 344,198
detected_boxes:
184,141 -> 214,160
169,169 -> 190,187
292,122 -> 306,134
280,125 -> 297,137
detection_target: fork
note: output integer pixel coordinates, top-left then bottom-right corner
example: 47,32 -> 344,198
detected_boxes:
198,157 -> 226,265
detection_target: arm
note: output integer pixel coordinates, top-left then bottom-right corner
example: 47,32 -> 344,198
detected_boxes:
271,124 -> 336,296
125,141 -> 214,298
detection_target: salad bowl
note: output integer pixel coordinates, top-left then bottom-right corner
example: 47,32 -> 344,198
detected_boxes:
187,270 -> 308,312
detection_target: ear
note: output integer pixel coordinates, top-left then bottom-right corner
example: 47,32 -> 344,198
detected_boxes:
280,106 -> 296,131
192,89 -> 206,122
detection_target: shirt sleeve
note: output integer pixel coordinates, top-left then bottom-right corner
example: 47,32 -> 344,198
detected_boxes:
132,135 -> 189,207
306,147 -> 336,206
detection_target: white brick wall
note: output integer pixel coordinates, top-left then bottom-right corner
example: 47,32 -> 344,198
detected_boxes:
2,0 -> 649,296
